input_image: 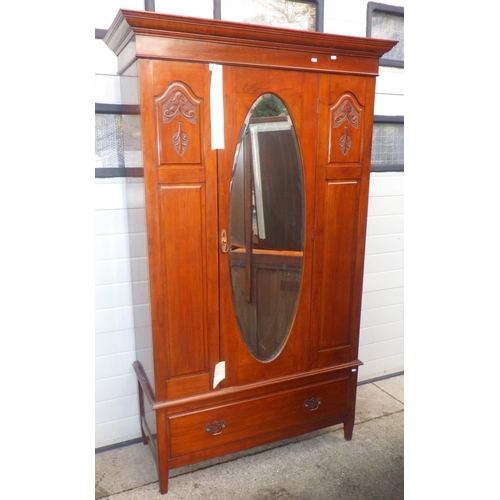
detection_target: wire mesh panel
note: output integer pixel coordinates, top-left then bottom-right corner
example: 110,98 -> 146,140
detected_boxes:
371,122 -> 404,168
371,11 -> 404,63
95,114 -> 142,171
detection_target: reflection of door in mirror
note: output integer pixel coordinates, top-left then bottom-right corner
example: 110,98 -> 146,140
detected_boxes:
228,94 -> 304,362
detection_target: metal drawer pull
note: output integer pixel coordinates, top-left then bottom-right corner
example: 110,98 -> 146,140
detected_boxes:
303,397 -> 322,411
205,419 -> 226,436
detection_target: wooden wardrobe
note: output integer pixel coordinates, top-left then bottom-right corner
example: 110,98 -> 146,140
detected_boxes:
105,10 -> 396,494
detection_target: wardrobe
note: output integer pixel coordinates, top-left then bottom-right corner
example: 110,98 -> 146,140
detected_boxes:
104,10 -> 396,494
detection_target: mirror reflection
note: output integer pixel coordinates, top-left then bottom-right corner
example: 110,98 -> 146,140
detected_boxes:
228,94 -> 304,362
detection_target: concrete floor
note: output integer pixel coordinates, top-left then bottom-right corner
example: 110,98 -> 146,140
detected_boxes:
96,374 -> 403,499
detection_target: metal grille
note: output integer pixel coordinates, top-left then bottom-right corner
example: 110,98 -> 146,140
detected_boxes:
371,123 -> 404,166
371,11 -> 404,62
95,114 -> 125,169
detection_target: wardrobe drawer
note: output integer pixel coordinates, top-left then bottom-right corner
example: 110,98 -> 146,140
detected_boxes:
169,377 -> 349,458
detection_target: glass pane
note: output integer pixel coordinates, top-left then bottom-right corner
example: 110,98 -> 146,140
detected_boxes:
228,94 -> 304,362
371,122 -> 404,166
95,114 -> 124,168
95,114 -> 142,169
371,12 -> 404,62
221,0 -> 316,31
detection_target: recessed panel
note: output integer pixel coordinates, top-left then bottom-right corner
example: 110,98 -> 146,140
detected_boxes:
328,93 -> 364,165
156,82 -> 202,165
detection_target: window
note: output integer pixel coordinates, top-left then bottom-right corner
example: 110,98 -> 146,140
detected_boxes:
219,0 -> 320,31
367,3 -> 404,172
367,2 -> 404,68
95,104 -> 143,178
153,0 -> 324,32
371,117 -> 404,172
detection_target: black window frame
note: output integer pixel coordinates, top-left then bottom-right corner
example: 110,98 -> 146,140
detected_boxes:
95,103 -> 143,179
371,115 -> 404,173
366,2 -> 404,68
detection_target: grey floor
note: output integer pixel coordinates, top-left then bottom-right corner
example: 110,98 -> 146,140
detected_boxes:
96,374 -> 403,499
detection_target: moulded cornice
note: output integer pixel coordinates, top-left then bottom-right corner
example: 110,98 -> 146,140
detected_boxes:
104,9 -> 397,63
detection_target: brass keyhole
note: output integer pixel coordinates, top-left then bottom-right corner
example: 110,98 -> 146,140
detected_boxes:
220,229 -> 229,253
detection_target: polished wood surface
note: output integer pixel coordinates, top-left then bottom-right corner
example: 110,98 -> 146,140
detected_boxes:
218,65 -> 316,388
105,9 -> 396,494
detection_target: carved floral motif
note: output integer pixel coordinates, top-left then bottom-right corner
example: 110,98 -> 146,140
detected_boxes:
172,121 -> 189,156
162,90 -> 197,124
339,126 -> 352,155
159,86 -> 199,157
333,99 -> 359,129
332,95 -> 361,157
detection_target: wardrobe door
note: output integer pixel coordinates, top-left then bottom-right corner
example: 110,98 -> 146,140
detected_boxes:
310,74 -> 376,369
140,60 -> 220,401
218,66 -> 317,388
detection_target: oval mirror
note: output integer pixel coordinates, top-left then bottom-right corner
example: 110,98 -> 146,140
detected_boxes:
228,94 -> 304,362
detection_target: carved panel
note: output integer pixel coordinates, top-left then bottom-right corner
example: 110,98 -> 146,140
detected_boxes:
328,94 -> 364,165
156,82 -> 202,165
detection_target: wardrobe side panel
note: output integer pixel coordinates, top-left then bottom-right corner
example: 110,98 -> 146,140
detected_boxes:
311,75 -> 371,369
142,60 -> 219,401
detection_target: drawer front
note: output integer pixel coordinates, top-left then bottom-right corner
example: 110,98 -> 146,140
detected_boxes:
169,377 -> 349,458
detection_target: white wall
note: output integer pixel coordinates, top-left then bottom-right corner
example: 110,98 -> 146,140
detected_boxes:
95,0 -> 404,447
360,173 -> 404,381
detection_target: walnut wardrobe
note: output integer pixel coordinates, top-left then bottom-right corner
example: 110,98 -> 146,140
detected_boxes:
104,10 -> 396,494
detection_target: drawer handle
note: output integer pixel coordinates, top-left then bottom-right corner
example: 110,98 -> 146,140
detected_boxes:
205,419 -> 226,436
304,397 -> 322,411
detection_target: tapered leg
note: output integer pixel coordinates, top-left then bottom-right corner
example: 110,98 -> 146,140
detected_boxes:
344,415 -> 355,440
156,410 -> 170,494
344,367 -> 359,441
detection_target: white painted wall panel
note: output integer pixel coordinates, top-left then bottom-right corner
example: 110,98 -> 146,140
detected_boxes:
95,39 -> 118,75
376,67 -> 404,97
96,351 -> 138,381
375,93 -> 404,117
365,233 -> 404,255
96,416 -> 140,447
364,252 -> 404,274
95,176 -> 149,447
96,329 -> 136,357
95,259 -> 132,286
361,303 -> 404,328
360,354 -> 404,381
361,321 -> 403,344
95,209 -> 130,235
96,395 -> 139,426
362,287 -> 403,310
366,214 -> 404,236
95,1 -> 404,447
95,74 -> 121,105
367,195 -> 403,216
359,173 -> 404,382
96,373 -> 138,402
363,270 -> 404,293
95,178 -> 128,210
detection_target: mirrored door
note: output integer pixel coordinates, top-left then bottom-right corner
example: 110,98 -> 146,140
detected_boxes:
218,66 -> 318,387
